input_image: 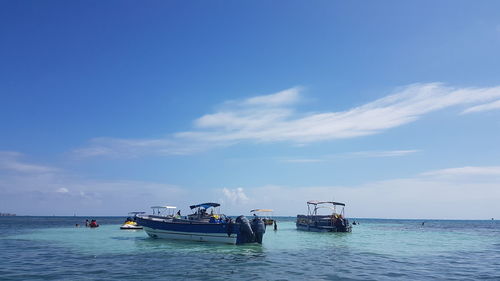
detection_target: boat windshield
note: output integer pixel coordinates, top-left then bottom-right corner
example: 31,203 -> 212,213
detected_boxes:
150,206 -> 177,217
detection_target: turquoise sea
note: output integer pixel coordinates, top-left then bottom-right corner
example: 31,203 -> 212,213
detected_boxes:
0,216 -> 499,280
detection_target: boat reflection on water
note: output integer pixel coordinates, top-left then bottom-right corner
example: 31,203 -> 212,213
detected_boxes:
135,203 -> 266,244
296,201 -> 352,232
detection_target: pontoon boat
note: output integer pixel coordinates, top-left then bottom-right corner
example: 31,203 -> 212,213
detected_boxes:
296,201 -> 352,232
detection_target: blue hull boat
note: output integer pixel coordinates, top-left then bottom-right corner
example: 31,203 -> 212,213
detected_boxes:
135,203 -> 265,244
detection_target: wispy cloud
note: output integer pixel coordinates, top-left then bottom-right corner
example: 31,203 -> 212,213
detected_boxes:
0,151 -> 58,173
339,150 -> 419,158
462,99 -> 500,114
281,158 -> 325,163
55,187 -> 69,193
0,151 -> 189,215
73,137 -> 213,158
421,166 -> 500,177
242,87 -> 301,106
75,83 -> 500,157
280,149 -> 418,163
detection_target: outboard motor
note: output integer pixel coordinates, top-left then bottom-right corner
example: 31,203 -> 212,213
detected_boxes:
235,215 -> 254,244
226,218 -> 234,237
251,217 -> 266,244
334,218 -> 344,231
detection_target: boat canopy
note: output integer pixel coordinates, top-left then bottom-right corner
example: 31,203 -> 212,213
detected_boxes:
250,209 -> 274,212
189,202 -> 220,209
307,200 -> 345,206
151,206 -> 177,209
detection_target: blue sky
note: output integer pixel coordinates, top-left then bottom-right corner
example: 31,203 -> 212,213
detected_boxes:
1,1 -> 500,218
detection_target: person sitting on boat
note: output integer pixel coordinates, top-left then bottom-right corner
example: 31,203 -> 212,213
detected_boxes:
334,217 -> 345,228
209,216 -> 217,223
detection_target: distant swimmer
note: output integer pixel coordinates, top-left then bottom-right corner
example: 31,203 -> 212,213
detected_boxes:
274,220 -> 278,231
422,222 -> 425,226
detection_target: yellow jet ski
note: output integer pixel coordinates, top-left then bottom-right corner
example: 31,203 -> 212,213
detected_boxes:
120,212 -> 144,230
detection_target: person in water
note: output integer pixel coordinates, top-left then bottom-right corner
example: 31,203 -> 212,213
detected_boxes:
273,220 -> 277,231
85,219 -> 89,227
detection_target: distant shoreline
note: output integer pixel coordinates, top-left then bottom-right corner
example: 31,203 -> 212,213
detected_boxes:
0,215 -> 495,221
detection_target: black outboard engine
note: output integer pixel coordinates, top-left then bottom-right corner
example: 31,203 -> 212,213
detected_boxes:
251,217 -> 266,244
236,215 -> 254,244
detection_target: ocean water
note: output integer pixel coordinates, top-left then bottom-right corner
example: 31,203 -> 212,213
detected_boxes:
0,217 -> 499,280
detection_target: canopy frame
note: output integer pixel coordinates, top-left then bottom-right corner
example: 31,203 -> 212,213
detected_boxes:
250,209 -> 274,213
307,200 -> 346,217
189,202 -> 220,210
150,205 -> 177,216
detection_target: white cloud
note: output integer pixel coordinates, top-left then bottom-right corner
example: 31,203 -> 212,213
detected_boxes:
222,187 -> 249,205
75,83 -> 500,157
462,99 -> 500,114
55,187 -> 69,193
